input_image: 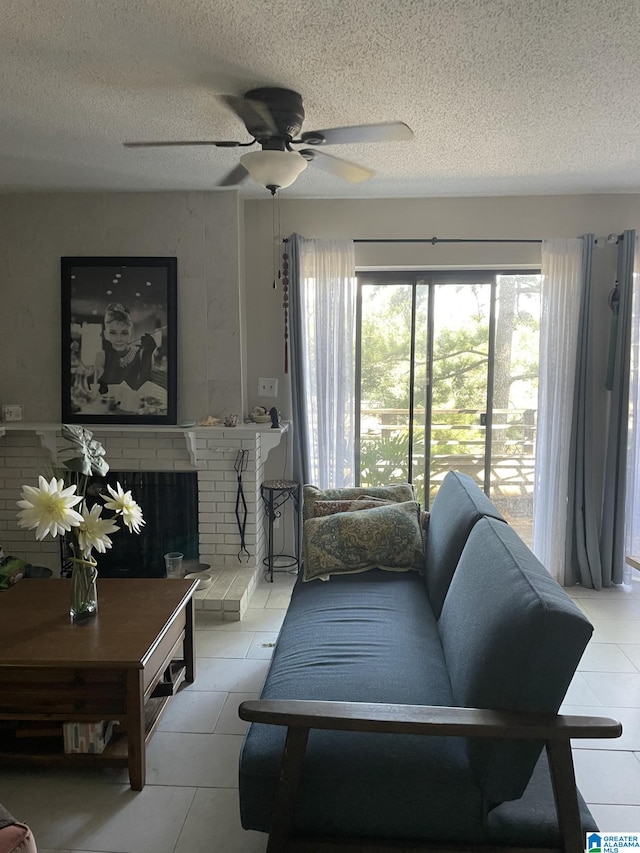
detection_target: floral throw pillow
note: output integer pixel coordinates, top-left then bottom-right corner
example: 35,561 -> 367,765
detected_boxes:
303,483 -> 415,522
312,497 -> 393,517
302,500 -> 425,582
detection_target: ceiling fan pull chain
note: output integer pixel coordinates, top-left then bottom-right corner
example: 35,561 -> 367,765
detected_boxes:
282,248 -> 290,375
272,191 -> 280,289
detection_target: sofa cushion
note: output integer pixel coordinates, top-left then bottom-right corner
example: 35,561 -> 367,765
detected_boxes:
425,470 -> 506,618
303,483 -> 415,522
302,500 -> 424,581
239,569 -> 489,840
486,751 -> 597,846
438,517 -> 593,806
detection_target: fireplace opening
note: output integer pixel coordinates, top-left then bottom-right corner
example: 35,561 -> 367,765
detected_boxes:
83,471 -> 199,578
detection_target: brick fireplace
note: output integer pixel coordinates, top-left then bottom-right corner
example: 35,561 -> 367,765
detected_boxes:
0,422 -> 288,619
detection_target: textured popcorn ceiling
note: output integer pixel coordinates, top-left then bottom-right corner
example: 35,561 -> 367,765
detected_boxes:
1,0 -> 640,198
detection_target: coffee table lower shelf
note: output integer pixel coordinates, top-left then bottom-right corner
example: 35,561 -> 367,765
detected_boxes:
0,664 -> 186,767
0,669 -> 184,773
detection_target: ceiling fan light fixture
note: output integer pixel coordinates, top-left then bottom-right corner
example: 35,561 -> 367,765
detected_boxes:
240,149 -> 307,192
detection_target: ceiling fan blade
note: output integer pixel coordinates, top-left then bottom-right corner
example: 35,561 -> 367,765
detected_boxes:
217,163 -> 249,187
220,94 -> 278,136
300,149 -> 374,183
123,140 -> 243,148
298,121 -> 413,146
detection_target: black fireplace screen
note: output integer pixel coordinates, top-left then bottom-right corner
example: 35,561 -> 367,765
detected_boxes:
85,471 -> 199,578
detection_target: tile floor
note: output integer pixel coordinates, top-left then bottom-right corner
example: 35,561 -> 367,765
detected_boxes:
0,571 -> 639,852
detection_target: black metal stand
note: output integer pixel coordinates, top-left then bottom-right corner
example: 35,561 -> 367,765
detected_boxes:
260,480 -> 301,582
235,450 -> 250,562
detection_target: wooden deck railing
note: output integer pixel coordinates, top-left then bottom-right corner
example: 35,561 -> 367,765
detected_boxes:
358,407 -> 537,543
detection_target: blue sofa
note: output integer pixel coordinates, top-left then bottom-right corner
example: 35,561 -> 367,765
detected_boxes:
238,471 -> 621,853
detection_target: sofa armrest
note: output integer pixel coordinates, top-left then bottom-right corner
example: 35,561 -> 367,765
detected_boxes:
239,700 -> 621,853
239,698 -> 621,740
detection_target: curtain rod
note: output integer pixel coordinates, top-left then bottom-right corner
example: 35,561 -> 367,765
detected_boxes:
354,235 -> 625,245
283,235 -> 624,245
282,236 -> 541,245
354,238 -> 542,244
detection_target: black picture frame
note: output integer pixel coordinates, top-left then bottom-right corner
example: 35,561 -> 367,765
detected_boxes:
61,256 -> 177,425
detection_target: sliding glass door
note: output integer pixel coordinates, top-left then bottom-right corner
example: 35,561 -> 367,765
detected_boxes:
356,270 -> 540,544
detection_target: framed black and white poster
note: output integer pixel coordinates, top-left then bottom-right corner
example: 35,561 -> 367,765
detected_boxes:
61,257 -> 177,425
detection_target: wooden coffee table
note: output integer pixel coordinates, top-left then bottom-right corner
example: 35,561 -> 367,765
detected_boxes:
0,578 -> 196,790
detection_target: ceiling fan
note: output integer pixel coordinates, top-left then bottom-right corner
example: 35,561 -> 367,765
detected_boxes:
124,87 -> 413,193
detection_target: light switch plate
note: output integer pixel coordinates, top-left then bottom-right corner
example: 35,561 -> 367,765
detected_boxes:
258,378 -> 278,398
2,403 -> 24,422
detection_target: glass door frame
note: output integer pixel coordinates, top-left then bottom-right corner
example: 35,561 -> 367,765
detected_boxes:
355,269 -> 535,507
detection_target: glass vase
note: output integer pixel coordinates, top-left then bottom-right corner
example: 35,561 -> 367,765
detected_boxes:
70,557 -> 98,623
59,531 -> 75,579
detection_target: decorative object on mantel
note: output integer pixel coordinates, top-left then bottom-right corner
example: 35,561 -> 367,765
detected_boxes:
198,415 -> 223,426
15,425 -> 145,623
224,413 -> 239,427
250,406 -> 271,423
61,256 -> 177,426
270,407 -> 280,428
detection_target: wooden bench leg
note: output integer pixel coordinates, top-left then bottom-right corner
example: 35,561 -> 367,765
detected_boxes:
545,740 -> 583,853
266,727 -> 310,853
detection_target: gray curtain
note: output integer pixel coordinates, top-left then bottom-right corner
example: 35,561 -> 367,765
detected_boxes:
564,235 -> 603,587
600,229 -> 636,585
287,234 -> 310,486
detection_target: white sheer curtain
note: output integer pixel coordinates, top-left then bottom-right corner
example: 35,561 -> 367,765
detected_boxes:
296,237 -> 356,488
624,242 -> 640,585
533,239 -> 583,581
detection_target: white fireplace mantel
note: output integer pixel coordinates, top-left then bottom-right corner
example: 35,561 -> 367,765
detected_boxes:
191,422 -> 289,461
0,421 -> 289,466
0,421 -> 292,611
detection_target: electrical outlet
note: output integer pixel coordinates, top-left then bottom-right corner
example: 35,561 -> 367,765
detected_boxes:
258,378 -> 278,398
1,403 -> 23,422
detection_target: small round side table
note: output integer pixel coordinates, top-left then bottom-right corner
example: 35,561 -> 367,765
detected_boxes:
260,479 -> 301,582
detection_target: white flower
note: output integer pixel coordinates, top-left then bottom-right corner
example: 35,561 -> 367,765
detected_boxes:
102,482 -> 146,534
17,476 -> 83,540
16,429 -> 145,571
76,502 -> 120,558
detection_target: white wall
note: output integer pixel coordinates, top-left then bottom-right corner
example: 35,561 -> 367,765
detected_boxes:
0,191 -> 244,423
1,190 -> 639,487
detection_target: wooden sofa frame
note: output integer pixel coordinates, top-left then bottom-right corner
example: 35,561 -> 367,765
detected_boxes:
239,699 -> 622,853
